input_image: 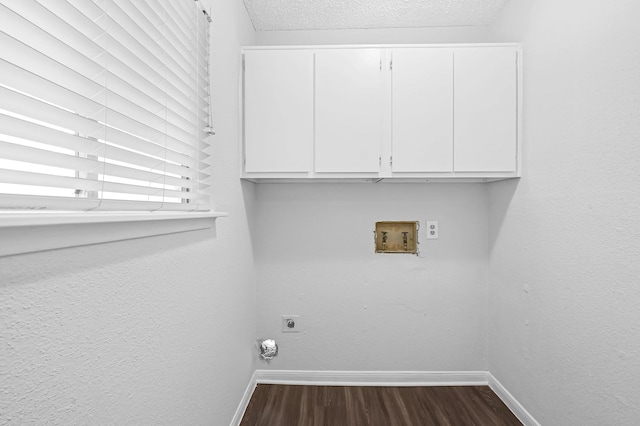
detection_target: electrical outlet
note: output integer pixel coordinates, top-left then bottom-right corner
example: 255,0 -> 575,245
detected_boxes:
426,220 -> 439,239
282,315 -> 301,333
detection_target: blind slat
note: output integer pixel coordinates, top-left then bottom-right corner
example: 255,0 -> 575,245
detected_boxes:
0,32 -> 106,102
0,168 -> 200,203
0,60 -> 104,119
0,31 -> 202,147
0,86 -> 104,137
26,0 -> 201,125
105,3 -> 198,93
1,169 -> 101,192
143,0 -> 195,62
0,141 -> 198,191
0,169 -> 202,202
115,0 -> 198,79
1,114 -> 198,179
62,0 -> 200,112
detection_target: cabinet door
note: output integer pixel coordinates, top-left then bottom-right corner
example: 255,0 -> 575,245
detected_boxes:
315,49 -> 384,173
244,50 -> 314,173
392,48 -> 454,172
454,47 -> 517,172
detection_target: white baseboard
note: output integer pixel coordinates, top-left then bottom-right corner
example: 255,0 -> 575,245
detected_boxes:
254,369 -> 489,387
229,370 -> 257,426
230,370 -> 540,426
488,373 -> 540,426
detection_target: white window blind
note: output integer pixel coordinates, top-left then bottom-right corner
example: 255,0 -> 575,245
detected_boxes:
0,0 -> 213,212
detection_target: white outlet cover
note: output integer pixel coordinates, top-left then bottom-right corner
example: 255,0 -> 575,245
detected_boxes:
282,315 -> 302,333
426,220 -> 439,239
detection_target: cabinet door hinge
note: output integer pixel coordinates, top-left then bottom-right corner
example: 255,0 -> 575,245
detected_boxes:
389,60 -> 393,71
390,156 -> 393,166
379,156 -> 382,166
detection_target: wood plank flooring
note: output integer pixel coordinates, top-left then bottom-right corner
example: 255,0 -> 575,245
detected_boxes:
240,385 -> 522,426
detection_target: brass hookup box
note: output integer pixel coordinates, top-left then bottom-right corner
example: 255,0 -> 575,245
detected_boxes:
374,221 -> 418,254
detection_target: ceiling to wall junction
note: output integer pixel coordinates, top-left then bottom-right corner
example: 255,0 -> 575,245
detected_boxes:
242,0 -> 511,31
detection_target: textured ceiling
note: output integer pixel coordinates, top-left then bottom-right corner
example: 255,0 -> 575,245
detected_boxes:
243,0 -> 511,31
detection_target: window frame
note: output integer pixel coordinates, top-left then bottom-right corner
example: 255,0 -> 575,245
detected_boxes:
0,0 -> 224,257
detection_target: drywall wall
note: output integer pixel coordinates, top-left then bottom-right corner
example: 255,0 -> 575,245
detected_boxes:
487,1 -> 640,424
255,26 -> 493,46
253,183 -> 489,371
0,1 -> 256,425
250,24 -> 501,375
250,25 -> 501,374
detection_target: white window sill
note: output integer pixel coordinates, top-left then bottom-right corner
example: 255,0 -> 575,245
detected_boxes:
0,211 -> 227,228
0,211 -> 227,257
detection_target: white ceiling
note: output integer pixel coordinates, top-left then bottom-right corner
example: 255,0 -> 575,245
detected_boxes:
243,0 -> 511,31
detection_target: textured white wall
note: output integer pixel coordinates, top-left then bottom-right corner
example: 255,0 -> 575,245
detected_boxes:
253,183 -> 489,371
251,26 -> 500,374
255,26 -> 493,46
0,1 -> 256,425
487,1 -> 640,424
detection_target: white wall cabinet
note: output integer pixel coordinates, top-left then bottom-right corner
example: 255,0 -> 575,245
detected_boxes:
242,44 -> 520,182
315,49 -> 384,173
244,50 -> 313,172
391,48 -> 454,173
454,47 -> 517,172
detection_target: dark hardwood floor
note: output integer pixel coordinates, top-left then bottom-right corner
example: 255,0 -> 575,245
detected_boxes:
240,384 -> 522,426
